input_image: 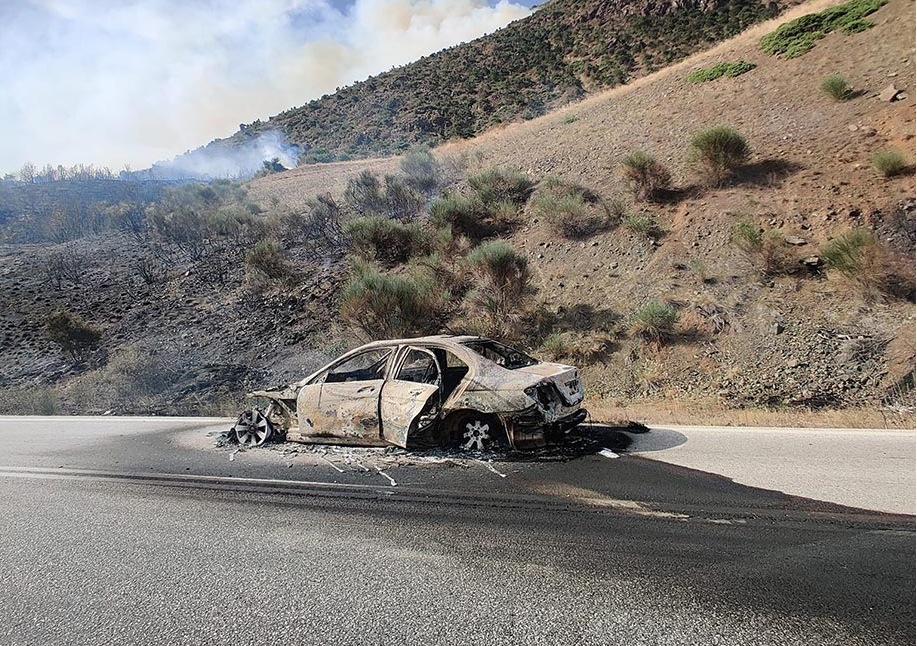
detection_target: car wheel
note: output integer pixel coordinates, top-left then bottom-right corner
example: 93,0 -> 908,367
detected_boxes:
233,409 -> 273,446
453,413 -> 505,452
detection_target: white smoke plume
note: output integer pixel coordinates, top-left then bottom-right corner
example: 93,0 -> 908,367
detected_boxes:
0,0 -> 533,175
146,131 -> 301,180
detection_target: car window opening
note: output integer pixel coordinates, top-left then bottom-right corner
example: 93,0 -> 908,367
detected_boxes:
324,349 -> 392,383
462,340 -> 537,370
396,349 -> 440,385
432,349 -> 470,399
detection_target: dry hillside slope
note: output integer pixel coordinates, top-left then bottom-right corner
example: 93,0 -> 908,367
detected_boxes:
252,0 -> 916,422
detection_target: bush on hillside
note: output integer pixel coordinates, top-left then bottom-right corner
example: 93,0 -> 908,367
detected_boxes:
687,61 -> 756,82
64,345 -> 179,413
344,216 -> 430,264
732,219 -> 790,276
429,192 -> 499,240
400,146 -> 441,194
465,240 -> 532,337
343,171 -> 425,220
759,0 -> 887,58
689,125 -> 750,186
531,177 -> 615,238
42,250 -> 86,288
622,212 -> 661,237
244,239 -> 294,280
45,309 -> 102,364
148,181 -> 263,259
0,386 -> 59,415
383,175 -> 426,220
467,167 -> 535,206
630,301 -> 679,345
817,229 -> 915,300
821,74 -> 851,101
539,331 -> 613,364
872,149 -> 909,178
339,261 -> 448,339
343,171 -> 388,216
620,151 -> 672,201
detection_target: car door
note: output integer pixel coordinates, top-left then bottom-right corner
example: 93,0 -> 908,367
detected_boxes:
296,348 -> 392,440
380,347 -> 442,448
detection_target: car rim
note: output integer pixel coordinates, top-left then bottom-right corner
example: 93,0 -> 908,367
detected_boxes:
461,419 -> 491,452
234,409 -> 272,446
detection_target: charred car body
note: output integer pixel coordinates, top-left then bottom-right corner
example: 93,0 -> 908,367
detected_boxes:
233,335 -> 587,451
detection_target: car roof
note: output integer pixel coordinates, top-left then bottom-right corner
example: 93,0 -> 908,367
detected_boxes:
353,334 -> 484,351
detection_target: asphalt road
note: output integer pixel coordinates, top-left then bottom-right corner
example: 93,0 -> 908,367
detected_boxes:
0,416 -> 913,645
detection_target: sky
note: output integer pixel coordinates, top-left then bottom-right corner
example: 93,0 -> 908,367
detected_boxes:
0,0 -> 537,174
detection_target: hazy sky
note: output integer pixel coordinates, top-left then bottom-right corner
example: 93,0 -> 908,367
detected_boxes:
0,0 -> 536,173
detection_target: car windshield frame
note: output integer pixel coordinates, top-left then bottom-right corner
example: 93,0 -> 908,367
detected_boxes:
461,339 -> 538,370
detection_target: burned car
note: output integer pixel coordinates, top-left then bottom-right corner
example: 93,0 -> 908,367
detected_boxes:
232,335 -> 587,451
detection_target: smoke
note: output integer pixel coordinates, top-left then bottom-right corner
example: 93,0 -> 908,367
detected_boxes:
0,0 -> 533,175
145,131 -> 301,180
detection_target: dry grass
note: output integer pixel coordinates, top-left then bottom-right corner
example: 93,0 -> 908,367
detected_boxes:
588,398 -> 915,429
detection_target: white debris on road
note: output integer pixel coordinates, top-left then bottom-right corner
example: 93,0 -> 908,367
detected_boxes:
475,459 -> 507,478
598,448 -> 619,459
318,454 -> 345,473
375,466 -> 397,487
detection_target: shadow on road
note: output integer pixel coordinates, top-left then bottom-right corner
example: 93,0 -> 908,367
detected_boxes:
480,422 -> 688,463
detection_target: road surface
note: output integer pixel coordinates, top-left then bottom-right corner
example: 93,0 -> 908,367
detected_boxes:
0,416 -> 913,646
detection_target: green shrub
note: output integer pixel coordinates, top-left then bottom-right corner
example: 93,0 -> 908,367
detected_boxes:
147,181 -> 261,259
540,331 -> 612,363
820,229 -> 877,279
400,146 -> 440,194
631,301 -> 679,345
467,167 -> 534,206
466,240 -> 532,336
620,151 -> 672,201
820,229 -> 914,300
340,261 -> 447,339
689,125 -> 750,186
244,239 -> 293,280
821,74 -> 851,101
343,216 -> 430,264
429,192 -> 492,239
760,0 -> 888,58
687,61 -> 756,82
540,333 -> 569,361
872,149 -> 909,178
732,219 -> 790,275
531,177 -> 614,238
622,212 -> 660,236
45,310 -> 102,363
732,218 -> 762,250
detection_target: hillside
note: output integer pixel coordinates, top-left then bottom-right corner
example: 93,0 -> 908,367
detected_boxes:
247,0 -> 916,421
0,0 -> 913,427
202,0 -> 790,162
